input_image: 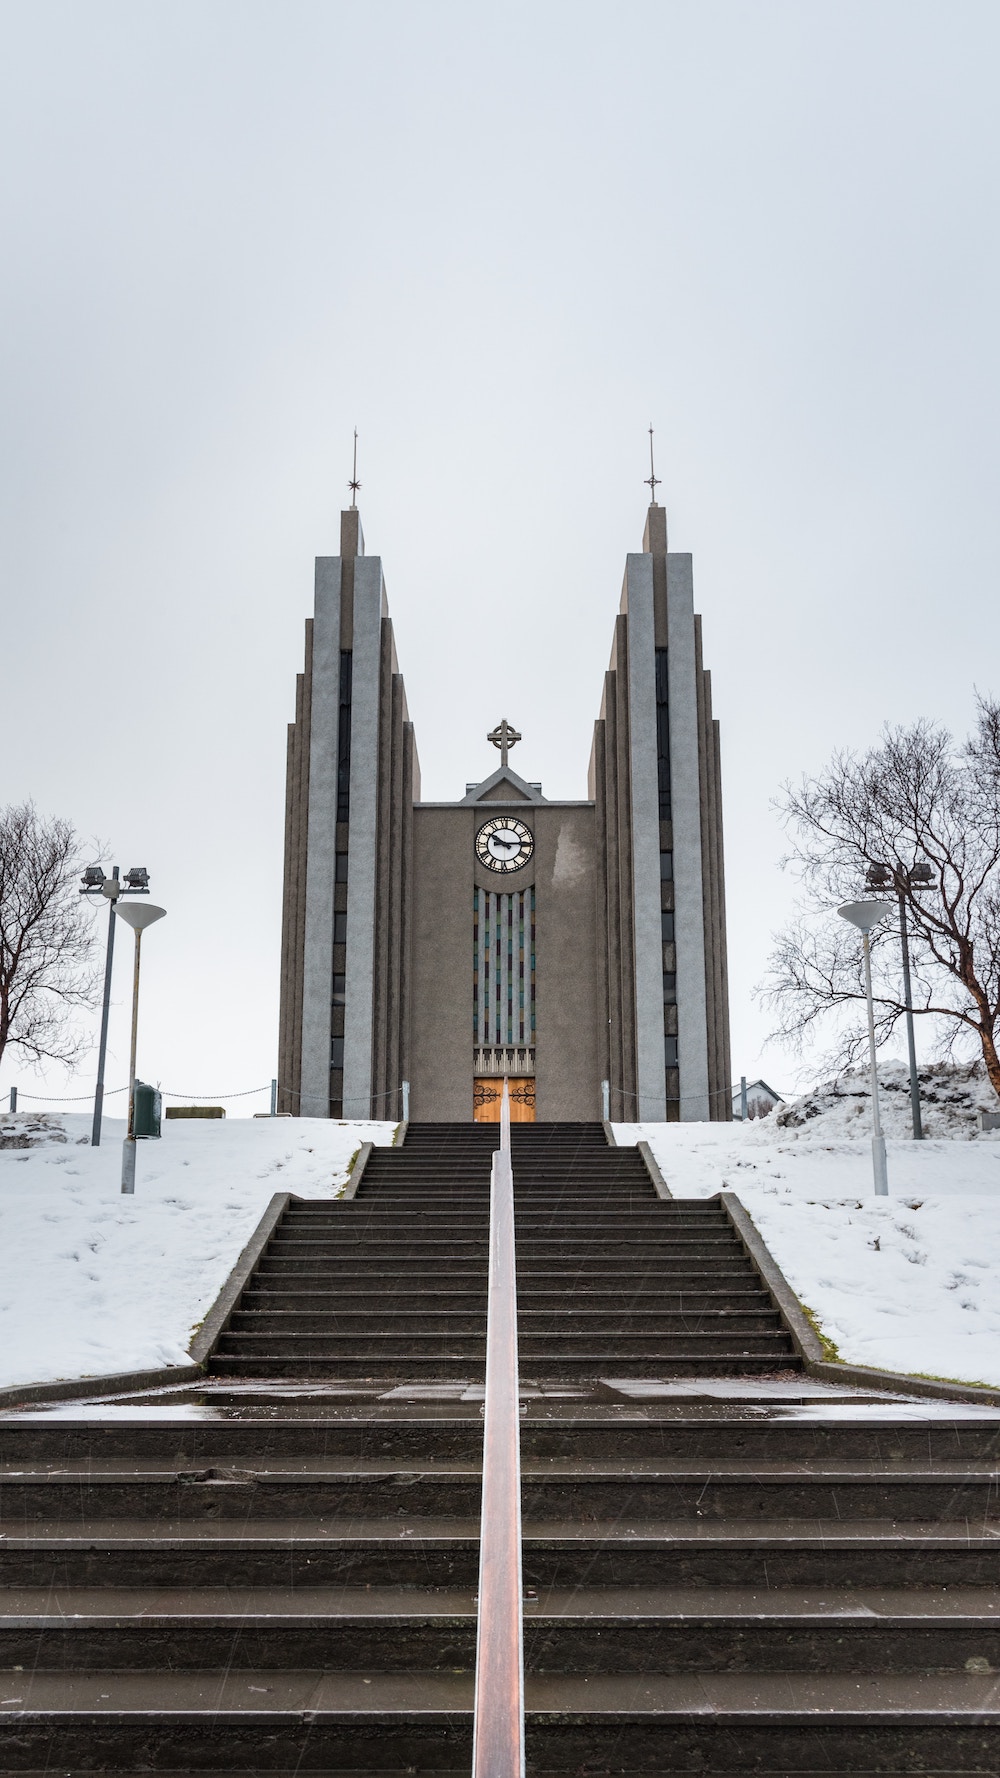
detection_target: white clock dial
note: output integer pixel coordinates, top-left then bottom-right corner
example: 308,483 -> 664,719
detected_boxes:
476,816 -> 534,874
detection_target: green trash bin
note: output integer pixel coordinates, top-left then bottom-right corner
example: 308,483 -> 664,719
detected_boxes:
133,1080 -> 162,1139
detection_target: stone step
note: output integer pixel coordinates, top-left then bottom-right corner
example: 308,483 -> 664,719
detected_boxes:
2,1666 -> 996,1772
239,1290 -> 772,1314
228,1311 -> 782,1336
214,1330 -> 792,1358
283,1212 -> 718,1228
262,1238 -> 746,1257
4,1582 -> 998,1674
209,1352 -> 802,1378
4,1517 -> 999,1590
35,1440 -> 980,1507
4,1415 -> 998,1464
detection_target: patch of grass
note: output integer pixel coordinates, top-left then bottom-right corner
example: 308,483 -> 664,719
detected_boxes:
336,1147 -> 361,1197
799,1302 -> 842,1362
907,1367 -> 1000,1392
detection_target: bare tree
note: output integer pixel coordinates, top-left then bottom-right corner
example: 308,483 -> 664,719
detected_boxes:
0,803 -> 98,1071
760,696 -> 1000,1101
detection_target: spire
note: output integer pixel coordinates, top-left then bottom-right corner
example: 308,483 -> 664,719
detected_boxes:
642,424 -> 667,553
644,423 -> 661,504
340,429 -> 365,557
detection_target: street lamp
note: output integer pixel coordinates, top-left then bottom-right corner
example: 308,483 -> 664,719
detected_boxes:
866,860 -> 934,1140
838,899 -> 894,1195
113,900 -> 166,1196
80,864 -> 151,1147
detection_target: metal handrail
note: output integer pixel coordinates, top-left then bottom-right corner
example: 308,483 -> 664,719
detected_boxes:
472,1078 -> 525,1778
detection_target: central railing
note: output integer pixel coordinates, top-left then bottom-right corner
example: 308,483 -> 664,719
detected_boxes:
471,1078 -> 525,1778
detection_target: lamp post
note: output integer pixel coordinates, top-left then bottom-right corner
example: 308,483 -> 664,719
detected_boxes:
113,900 -> 166,1195
865,861 -> 934,1140
838,899 -> 894,1195
80,865 -> 151,1147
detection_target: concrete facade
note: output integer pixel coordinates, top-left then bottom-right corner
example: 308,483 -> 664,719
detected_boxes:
278,502 -> 731,1123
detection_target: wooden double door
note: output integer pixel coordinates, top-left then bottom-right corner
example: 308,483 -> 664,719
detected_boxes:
473,1077 -> 536,1123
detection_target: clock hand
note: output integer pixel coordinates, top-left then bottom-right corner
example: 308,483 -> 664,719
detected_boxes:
492,837 -> 518,851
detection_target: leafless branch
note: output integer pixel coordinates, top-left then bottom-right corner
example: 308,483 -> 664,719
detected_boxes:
0,803 -> 99,1070
758,699 -> 1000,1100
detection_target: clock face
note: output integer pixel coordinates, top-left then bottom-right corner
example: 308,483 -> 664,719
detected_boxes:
476,816 -> 534,874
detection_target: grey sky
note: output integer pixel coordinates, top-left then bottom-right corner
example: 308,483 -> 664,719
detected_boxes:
2,0 -> 998,1111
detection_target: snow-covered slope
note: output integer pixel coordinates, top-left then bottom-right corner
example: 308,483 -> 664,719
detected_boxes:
0,1113 -> 395,1390
3,1063 -> 999,1397
619,1063 -> 1000,1390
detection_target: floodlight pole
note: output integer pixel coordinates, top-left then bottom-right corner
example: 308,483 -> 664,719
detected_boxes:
860,929 -> 889,1196
92,868 -> 120,1148
897,890 -> 923,1141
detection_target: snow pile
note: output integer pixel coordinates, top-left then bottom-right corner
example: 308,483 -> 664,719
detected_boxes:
619,1065 -> 1000,1389
0,1114 -> 72,1150
776,1059 -> 998,1138
0,1113 -> 395,1391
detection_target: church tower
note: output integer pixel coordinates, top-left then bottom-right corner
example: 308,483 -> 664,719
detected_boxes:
590,501 -> 731,1121
277,494 -> 731,1123
277,508 -> 419,1119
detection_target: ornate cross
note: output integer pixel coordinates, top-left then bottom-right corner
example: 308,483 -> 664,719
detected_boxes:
487,718 -> 522,770
348,428 -> 361,508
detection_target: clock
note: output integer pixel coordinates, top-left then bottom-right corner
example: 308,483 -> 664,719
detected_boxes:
476,816 -> 534,874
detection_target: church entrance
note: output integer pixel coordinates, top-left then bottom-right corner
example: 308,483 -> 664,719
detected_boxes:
473,1077 -> 536,1123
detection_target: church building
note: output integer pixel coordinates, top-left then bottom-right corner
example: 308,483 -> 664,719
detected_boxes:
277,498 -> 731,1124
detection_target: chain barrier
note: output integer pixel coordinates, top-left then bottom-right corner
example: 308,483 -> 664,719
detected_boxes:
11,1079 -> 736,1112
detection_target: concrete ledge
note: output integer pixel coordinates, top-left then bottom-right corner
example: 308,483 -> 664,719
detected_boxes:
719,1192 -> 824,1362
0,1363 -> 205,1412
638,1140 -> 672,1199
188,1192 -> 292,1364
392,1121 -> 408,1147
342,1141 -> 374,1200
603,1123 -> 672,1198
718,1190 -> 1000,1407
805,1356 -> 1000,1406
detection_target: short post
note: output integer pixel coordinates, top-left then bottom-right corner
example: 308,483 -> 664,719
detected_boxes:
270,1078 -> 278,1117
740,1075 -> 748,1121
838,900 -> 893,1196
601,1078 -> 610,1121
8,1087 -> 16,1113
402,1079 -> 410,1121
113,901 -> 167,1195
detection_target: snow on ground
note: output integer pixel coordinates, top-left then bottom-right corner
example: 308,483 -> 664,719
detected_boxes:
4,1060 -> 1000,1397
617,1063 -> 1000,1389
0,1113 -> 395,1390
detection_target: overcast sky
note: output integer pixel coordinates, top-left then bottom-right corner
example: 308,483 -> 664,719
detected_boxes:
2,0 -> 998,1116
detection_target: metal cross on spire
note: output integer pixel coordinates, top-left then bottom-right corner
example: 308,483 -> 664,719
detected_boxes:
348,428 -> 361,508
644,423 -> 661,503
487,718 -> 522,771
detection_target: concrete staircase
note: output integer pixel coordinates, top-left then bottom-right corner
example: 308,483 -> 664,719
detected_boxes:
211,1121 -> 800,1379
1,1120 -> 998,1772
